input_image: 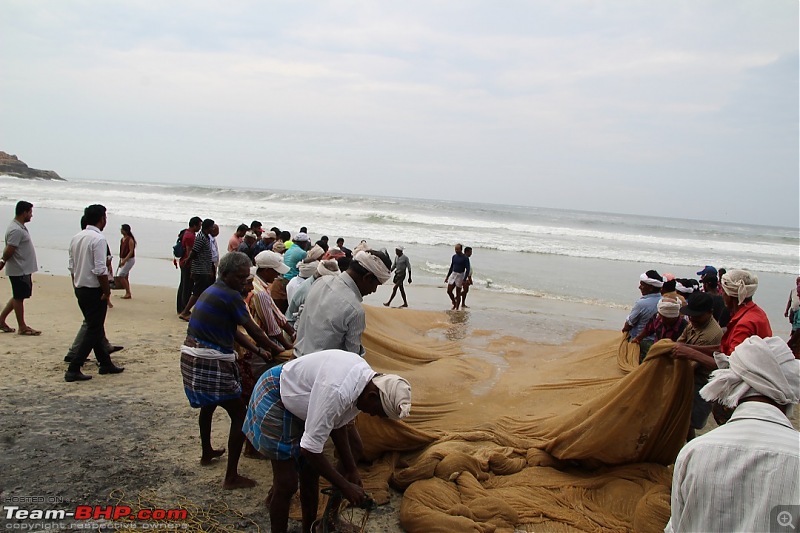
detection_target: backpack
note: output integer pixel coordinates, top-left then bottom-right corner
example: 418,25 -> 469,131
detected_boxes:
173,228 -> 188,258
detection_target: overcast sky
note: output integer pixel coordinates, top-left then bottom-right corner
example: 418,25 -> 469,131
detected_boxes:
1,1 -> 797,227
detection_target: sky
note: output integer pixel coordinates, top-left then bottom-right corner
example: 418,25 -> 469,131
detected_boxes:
1,1 -> 797,228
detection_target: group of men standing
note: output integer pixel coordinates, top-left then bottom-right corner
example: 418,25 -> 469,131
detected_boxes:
621,264 -> 798,532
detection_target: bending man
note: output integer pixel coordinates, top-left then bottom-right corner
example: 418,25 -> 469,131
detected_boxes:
244,349 -> 411,533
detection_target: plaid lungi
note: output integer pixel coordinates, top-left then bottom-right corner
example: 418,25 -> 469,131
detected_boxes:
181,352 -> 242,408
243,364 -> 305,461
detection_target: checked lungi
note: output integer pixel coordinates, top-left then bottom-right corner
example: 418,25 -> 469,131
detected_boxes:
243,364 -> 305,461
180,352 -> 242,408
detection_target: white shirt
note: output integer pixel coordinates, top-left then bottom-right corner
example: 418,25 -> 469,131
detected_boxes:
286,275 -> 307,305
68,226 -> 109,288
280,350 -> 376,454
209,234 -> 219,267
666,401 -> 800,533
294,272 -> 366,357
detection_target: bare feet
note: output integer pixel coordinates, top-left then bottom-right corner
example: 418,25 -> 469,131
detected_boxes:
178,313 -> 191,322
383,302 -> 390,307
400,304 -> 408,308
200,448 -> 226,465
223,474 -> 257,490
122,294 -> 132,299
462,304 -> 469,309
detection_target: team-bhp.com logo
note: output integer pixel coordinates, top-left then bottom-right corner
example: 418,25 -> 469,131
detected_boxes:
4,500 -> 188,530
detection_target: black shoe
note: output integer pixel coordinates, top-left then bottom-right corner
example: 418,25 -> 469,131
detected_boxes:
65,370 -> 92,382
108,345 -> 124,354
64,354 -> 74,362
98,364 -> 125,375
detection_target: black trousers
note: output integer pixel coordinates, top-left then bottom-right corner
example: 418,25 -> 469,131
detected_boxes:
177,264 -> 192,313
68,287 -> 112,372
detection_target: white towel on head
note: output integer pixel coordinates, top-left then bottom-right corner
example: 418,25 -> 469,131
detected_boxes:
657,298 -> 681,318
700,336 -> 800,408
640,272 -> 663,288
354,250 -> 391,284
317,259 -> 339,277
721,269 -> 758,305
372,374 -> 412,419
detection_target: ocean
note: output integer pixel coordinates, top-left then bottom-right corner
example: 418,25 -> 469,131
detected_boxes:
1,175 -> 797,336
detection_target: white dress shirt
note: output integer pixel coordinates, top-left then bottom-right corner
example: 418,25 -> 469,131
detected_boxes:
280,350 -> 376,454
68,226 -> 109,288
666,401 -> 800,532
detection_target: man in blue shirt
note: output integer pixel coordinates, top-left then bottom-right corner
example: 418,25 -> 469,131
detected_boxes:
623,270 -> 663,340
445,243 -> 470,310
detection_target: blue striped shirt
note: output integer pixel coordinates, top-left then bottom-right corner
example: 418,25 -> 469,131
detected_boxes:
187,280 -> 249,352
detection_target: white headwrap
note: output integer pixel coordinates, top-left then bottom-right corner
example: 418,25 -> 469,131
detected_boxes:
298,261 -> 318,278
306,244 -> 324,261
675,281 -> 693,294
354,250 -> 391,284
372,374 -> 412,419
700,336 -> 800,408
317,259 -> 339,277
640,272 -> 663,288
721,269 -> 758,305
657,297 -> 681,318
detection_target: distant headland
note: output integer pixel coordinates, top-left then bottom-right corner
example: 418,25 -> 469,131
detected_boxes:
0,151 -> 65,181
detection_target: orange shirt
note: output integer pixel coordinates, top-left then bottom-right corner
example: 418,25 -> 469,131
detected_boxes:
720,301 -> 772,355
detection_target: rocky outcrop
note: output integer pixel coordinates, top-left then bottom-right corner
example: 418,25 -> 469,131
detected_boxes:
0,151 -> 65,180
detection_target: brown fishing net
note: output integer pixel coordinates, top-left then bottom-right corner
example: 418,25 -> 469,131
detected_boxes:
352,307 -> 694,532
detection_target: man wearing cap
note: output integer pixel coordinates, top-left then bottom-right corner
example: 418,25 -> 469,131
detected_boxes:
384,246 -> 412,308
250,251 -> 295,367
0,200 -> 40,335
238,231 -> 259,264
622,270 -> 663,340
666,335 -> 799,532
271,232 -> 312,313
255,231 -> 277,254
295,249 -> 392,358
672,292 -> 724,439
696,265 -> 717,285
243,349 -> 412,533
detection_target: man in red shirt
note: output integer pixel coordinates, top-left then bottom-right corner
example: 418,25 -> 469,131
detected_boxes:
176,217 -> 201,314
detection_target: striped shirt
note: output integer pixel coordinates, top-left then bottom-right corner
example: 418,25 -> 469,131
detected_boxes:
187,280 -> 249,353
666,401 -> 800,532
294,272 -> 366,357
191,231 -> 214,276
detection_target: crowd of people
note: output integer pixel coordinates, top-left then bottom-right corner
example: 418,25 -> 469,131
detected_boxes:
2,201 -> 798,532
619,264 -> 799,532
174,217 -> 411,532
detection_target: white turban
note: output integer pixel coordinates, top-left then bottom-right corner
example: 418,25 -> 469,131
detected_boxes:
657,297 -> 681,318
306,244 -> 324,261
721,269 -> 758,305
640,272 -> 663,288
317,259 -> 339,277
675,281 -> 693,294
354,250 -> 391,284
700,336 -> 800,408
372,374 -> 412,419
298,261 -> 318,278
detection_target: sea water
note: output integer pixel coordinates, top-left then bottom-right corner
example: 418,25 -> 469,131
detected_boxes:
1,176 -> 797,334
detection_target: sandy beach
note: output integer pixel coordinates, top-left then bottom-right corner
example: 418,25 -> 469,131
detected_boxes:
0,272 -> 627,532
1,272 -> 795,532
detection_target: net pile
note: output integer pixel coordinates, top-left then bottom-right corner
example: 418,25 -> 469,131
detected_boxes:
354,307 -> 693,532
